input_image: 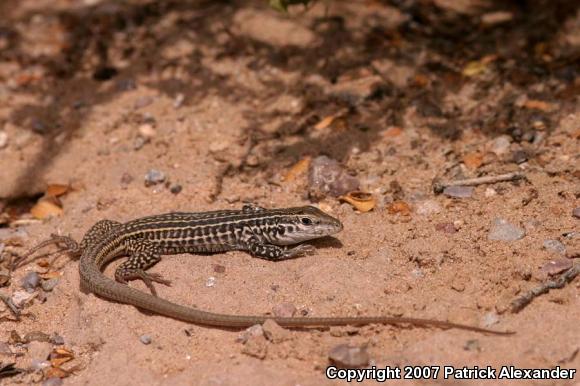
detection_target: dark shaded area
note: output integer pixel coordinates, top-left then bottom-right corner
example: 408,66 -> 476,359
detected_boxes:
1,0 -> 578,198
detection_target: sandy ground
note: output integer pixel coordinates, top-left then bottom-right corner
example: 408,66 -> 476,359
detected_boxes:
0,0 -> 579,385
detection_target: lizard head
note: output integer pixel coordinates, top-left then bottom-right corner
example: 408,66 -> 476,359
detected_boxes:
271,206 -> 343,245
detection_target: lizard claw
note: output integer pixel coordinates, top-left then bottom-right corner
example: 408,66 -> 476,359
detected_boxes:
283,244 -> 316,259
116,270 -> 172,297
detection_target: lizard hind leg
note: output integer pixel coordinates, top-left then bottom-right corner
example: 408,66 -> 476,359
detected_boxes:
114,239 -> 171,297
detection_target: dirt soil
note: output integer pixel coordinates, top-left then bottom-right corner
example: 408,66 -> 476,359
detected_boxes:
0,0 -> 579,385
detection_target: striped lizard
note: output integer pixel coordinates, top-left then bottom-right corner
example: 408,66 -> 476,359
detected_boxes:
25,204 -> 511,334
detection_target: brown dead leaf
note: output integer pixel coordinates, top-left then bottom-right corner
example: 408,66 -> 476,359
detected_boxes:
44,366 -> 69,379
382,126 -> 403,138
314,115 -> 337,130
462,152 -> 483,169
387,200 -> 411,215
413,74 -> 429,87
339,191 -> 375,212
30,199 -> 63,219
46,184 -> 69,197
282,157 -> 311,182
462,55 -> 497,77
523,99 -> 555,112
39,271 -> 62,280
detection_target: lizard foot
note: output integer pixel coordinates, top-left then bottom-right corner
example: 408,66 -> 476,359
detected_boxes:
115,270 -> 172,297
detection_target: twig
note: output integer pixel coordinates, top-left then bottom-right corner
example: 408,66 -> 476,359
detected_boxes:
433,172 -> 525,193
510,264 -> 580,313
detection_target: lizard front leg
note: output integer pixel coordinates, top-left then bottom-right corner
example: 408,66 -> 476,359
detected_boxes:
245,236 -> 315,261
115,239 -> 171,296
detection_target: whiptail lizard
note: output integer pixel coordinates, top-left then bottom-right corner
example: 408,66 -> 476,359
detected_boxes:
27,205 -> 512,335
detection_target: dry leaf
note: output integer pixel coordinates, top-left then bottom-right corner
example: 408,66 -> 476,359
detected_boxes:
39,271 -> 62,279
46,184 -> 69,197
44,366 -> 69,379
413,74 -> 429,87
462,55 -> 496,77
282,157 -> 311,182
387,200 -> 411,215
30,200 -> 63,219
462,152 -> 483,169
382,126 -> 403,138
339,191 -> 375,212
314,115 -> 337,130
523,99 -> 555,112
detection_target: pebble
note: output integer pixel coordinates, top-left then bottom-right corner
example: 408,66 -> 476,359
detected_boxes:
540,259 -> 573,276
21,271 -> 41,292
41,278 -> 60,292
543,239 -> 566,255
484,187 -> 497,197
169,184 -> 182,195
308,156 -> 359,198
488,218 -> 526,241
512,150 -> 528,164
0,130 -> 8,149
42,378 -> 63,386
133,136 -> 149,150
138,123 -> 156,139
435,222 -> 457,234
0,342 -> 12,354
26,341 -> 53,366
237,324 -> 264,344
573,208 -> 580,219
139,335 -> 152,345
12,290 -> 36,307
489,135 -> 511,156
144,169 -> 166,186
328,344 -> 369,367
134,96 -> 154,109
205,276 -> 216,287
415,200 -> 441,215
481,312 -> 499,327
212,264 -> 226,273
272,302 -> 297,318
443,185 -> 474,198
262,319 -> 291,343
51,334 -> 65,345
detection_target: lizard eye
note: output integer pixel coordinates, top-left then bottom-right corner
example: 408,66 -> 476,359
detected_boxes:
301,217 -> 313,225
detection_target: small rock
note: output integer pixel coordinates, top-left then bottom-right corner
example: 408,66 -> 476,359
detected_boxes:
328,344 -> 369,367
133,136 -> 149,150
262,319 -> 291,343
25,341 -> 53,368
30,359 -> 51,371
237,324 -> 264,344
543,239 -> 566,255
41,278 -> 59,292
443,185 -> 474,198
21,272 -> 40,292
481,312 -> 499,327
174,93 -> 185,108
512,150 -> 528,164
169,184 -> 182,195
484,187 -> 497,197
42,378 -> 63,386
464,339 -> 480,351
540,259 -> 573,276
50,334 -> 65,345
0,341 -> 12,354
23,331 -> 51,343
205,276 -> 216,287
134,96 -> 154,109
565,248 -> 579,259
139,335 -> 152,345
573,208 -> 580,219
120,172 -> 134,188
12,290 -> 36,307
0,130 -> 8,149
435,222 -> 457,234
272,302 -> 297,318
144,169 -> 166,187
138,123 -> 156,139
415,200 -> 441,215
212,264 -> 226,274
489,135 -> 511,156
488,218 -> 525,241
308,156 -> 359,198
241,333 -> 268,359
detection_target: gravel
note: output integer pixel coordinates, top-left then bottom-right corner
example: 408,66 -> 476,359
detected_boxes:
144,169 -> 166,186
21,271 -> 41,292
308,155 -> 359,198
543,239 -> 566,255
328,344 -> 369,367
